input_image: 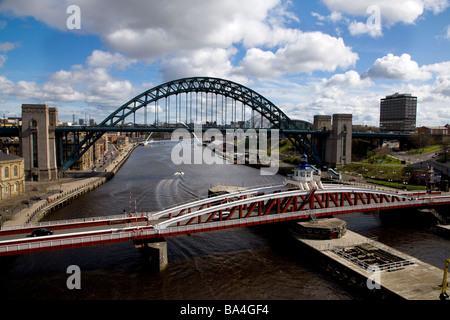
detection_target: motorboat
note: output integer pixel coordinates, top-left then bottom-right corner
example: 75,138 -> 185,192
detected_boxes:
174,170 -> 184,176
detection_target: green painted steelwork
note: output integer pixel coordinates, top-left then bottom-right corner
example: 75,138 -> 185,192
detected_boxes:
61,77 -> 321,171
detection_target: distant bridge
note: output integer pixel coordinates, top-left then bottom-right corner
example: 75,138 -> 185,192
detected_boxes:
59,77 -> 323,170
1,77 -> 438,174
1,184 -> 449,257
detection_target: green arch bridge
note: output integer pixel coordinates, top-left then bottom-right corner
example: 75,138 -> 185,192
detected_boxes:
60,77 -> 325,171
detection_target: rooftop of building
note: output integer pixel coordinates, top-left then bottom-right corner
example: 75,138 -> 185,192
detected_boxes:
383,92 -> 416,99
0,151 -> 23,162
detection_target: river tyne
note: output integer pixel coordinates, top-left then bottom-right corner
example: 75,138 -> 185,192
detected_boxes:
1,142 -> 449,301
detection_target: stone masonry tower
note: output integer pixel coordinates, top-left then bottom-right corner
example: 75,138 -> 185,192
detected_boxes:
21,104 -> 58,181
324,114 -> 352,168
312,115 -> 332,131
314,114 -> 352,168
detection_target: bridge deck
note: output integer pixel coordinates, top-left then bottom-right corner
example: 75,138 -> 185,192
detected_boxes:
0,185 -> 449,257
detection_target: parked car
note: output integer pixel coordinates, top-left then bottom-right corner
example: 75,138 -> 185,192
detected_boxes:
30,228 -> 54,237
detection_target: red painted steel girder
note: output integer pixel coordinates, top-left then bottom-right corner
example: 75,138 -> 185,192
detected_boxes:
155,189 -> 448,229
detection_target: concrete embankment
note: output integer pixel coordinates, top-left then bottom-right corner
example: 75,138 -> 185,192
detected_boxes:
3,143 -> 138,227
437,224 -> 450,238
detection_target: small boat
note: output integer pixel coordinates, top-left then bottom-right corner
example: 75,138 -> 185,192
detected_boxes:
140,132 -> 154,146
174,170 -> 184,176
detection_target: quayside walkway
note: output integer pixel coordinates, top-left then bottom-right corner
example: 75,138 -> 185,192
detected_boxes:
297,230 -> 445,300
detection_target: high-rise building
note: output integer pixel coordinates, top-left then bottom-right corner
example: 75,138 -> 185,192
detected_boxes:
380,93 -> 417,133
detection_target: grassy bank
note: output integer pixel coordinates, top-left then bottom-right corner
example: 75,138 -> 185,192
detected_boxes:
365,178 -> 426,191
406,145 -> 440,155
338,162 -> 427,190
362,154 -> 406,165
339,163 -> 414,180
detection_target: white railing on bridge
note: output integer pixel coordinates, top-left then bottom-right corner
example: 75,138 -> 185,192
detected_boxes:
0,214 -> 279,255
152,186 -> 419,230
0,214 -> 140,231
151,183 -> 287,219
0,227 -> 154,255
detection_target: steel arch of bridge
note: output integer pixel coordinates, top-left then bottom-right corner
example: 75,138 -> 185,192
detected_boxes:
62,77 -> 321,171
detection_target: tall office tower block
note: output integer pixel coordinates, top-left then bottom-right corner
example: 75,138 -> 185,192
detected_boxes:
380,93 -> 417,133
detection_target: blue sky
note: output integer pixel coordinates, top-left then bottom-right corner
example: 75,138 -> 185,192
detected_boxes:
0,0 -> 449,127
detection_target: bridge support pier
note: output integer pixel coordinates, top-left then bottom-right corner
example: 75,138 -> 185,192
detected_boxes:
135,238 -> 168,272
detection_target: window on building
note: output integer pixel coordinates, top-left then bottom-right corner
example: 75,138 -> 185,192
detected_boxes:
4,167 -> 9,179
32,131 -> 38,168
14,165 -> 18,177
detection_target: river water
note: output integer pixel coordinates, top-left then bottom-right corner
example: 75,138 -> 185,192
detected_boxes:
1,143 -> 449,300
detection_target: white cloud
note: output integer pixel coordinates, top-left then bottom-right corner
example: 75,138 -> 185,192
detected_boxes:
432,75 -> 450,97
321,0 -> 447,25
270,54 -> 450,127
247,73 -> 380,126
321,70 -> 373,88
159,47 -> 246,83
0,55 -> 7,68
311,11 -> 346,23
0,49 -> 139,110
0,0 -> 281,58
348,21 -> 383,37
363,53 -> 432,81
0,42 -> 20,68
312,70 -> 373,102
49,66 -> 137,106
422,61 -> 450,76
0,42 -> 19,52
322,0 -> 449,39
0,75 -> 14,93
238,31 -> 358,78
0,0 -> 357,80
445,25 -> 450,39
1,0 -> 449,127
86,50 -> 136,70
423,0 -> 450,14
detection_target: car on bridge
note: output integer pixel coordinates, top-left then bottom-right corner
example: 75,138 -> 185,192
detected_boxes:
30,228 -> 54,237
213,211 -> 231,221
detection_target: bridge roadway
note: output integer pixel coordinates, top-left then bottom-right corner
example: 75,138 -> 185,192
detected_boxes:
1,184 -> 450,257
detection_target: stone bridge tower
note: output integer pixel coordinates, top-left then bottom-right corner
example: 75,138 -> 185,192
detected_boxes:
314,114 -> 352,168
21,104 -> 58,181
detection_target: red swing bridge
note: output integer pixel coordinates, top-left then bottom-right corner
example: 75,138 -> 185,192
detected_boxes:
0,182 -> 449,258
